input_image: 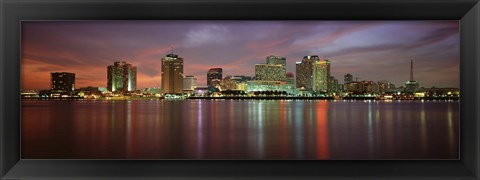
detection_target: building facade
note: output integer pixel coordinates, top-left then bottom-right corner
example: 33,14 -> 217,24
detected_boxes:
344,73 -> 353,84
51,72 -> 75,95
255,64 -> 284,81
286,72 -> 295,86
207,68 -> 223,87
295,55 -> 318,90
246,80 -> 295,95
312,59 -> 330,92
183,75 -> 197,91
161,54 -> 184,94
377,80 -> 393,93
266,55 -> 287,81
329,76 -> 338,92
107,62 -> 137,93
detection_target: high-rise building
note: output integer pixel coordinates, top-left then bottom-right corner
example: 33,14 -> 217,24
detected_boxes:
405,60 -> 419,93
207,68 -> 223,87
344,74 -> 353,84
51,72 -> 75,95
266,55 -> 287,81
329,76 -> 338,92
254,55 -> 287,82
312,59 -> 330,92
295,55 -> 318,90
107,62 -> 137,92
266,55 -> 286,65
183,75 -> 197,91
255,64 -> 284,81
161,54 -> 184,94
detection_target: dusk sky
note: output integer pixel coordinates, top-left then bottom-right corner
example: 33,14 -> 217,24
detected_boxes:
21,21 -> 459,90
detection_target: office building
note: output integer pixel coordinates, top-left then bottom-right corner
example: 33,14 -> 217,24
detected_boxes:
207,68 -> 223,87
295,55 -> 318,90
161,54 -> 184,94
312,59 -> 330,92
254,55 -> 287,82
107,62 -> 137,92
183,75 -> 197,91
220,77 -> 238,90
266,55 -> 287,81
255,64 -> 284,81
51,72 -> 75,95
329,76 -> 338,92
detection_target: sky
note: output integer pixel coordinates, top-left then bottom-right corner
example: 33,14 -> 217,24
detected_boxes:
21,21 -> 459,90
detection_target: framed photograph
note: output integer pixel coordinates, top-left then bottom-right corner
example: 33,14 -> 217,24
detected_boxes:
1,0 -> 479,179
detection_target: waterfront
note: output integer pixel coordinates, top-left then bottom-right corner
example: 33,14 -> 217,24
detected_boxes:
21,100 -> 459,159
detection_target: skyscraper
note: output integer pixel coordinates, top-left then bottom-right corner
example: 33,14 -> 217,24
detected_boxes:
161,54 -> 184,94
266,55 -> 287,81
295,55 -> 317,90
207,68 -> 222,87
51,72 -> 75,95
312,59 -> 330,92
405,59 -> 419,93
107,62 -> 137,92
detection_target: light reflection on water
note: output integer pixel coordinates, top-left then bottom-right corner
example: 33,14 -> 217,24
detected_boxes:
21,100 -> 459,159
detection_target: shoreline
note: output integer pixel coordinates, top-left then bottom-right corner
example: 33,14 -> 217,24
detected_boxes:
20,96 -> 460,101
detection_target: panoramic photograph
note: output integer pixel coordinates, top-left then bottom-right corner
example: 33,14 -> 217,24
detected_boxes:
20,21 -> 459,159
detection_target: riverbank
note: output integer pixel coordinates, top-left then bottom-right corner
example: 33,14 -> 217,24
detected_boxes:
21,96 -> 459,101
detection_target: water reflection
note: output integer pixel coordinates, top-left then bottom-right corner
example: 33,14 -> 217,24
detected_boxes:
21,100 -> 459,159
420,103 -> 428,156
315,101 -> 329,159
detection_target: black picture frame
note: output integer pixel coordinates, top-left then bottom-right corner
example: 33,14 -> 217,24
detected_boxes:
1,0 -> 479,179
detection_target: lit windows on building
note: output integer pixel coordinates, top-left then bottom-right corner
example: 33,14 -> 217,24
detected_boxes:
255,64 -> 284,81
377,80 -> 393,93
183,75 -> 197,91
207,68 -> 223,87
312,59 -> 330,92
266,55 -> 287,81
246,80 -> 295,95
295,55 -> 317,90
51,72 -> 75,96
161,54 -> 184,94
345,81 -> 378,94
329,76 -> 338,92
107,62 -> 137,93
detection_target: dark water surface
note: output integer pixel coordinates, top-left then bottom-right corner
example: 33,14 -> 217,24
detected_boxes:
21,100 -> 459,159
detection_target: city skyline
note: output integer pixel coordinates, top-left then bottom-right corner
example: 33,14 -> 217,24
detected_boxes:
21,21 -> 459,90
